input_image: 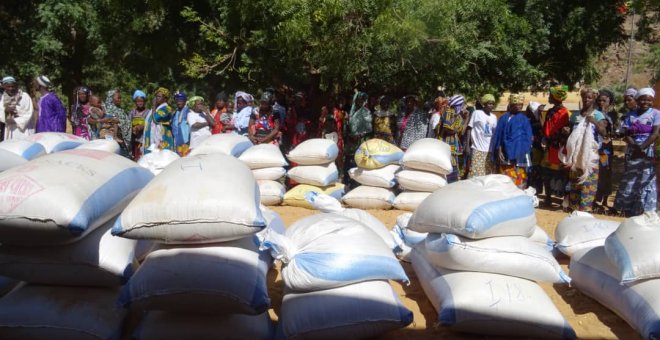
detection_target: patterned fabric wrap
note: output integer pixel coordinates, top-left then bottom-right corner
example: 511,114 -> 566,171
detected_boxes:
568,167 -> 599,212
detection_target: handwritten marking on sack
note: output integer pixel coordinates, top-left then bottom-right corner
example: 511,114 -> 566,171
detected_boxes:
0,174 -> 45,213
486,280 -> 525,309
40,159 -> 97,176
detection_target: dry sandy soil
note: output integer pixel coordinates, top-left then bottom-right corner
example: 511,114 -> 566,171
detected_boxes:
268,206 -> 637,340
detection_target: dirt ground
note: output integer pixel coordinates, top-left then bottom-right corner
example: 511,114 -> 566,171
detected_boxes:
268,205 -> 637,339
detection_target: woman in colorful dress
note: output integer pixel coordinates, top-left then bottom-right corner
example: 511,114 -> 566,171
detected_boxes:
397,95 -> 429,151
248,92 -> 281,145
434,95 -> 465,183
594,89 -> 617,212
372,96 -> 397,144
465,94 -> 497,178
130,90 -> 149,160
210,92 -> 227,134
540,85 -> 571,208
613,88 -> 660,216
70,86 -> 92,140
144,87 -> 175,154
490,94 -> 533,189
104,89 -> 132,158
565,88 -> 607,213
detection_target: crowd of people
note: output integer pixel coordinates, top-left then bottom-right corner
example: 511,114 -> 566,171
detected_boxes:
1,75 -> 658,217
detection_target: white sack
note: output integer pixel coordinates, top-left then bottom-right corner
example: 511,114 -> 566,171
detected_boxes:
278,280 -> 413,340
188,133 -> 252,157
252,166 -> 286,181
137,149 -> 181,176
401,138 -> 452,175
258,180 -> 285,206
0,149 -> 153,246
396,169 -> 447,192
286,138 -> 338,165
76,138 -> 120,154
393,191 -> 431,211
238,143 -> 288,169
0,139 -> 45,160
554,211 -> 619,256
411,247 -> 576,339
134,312 -> 273,340
342,186 -> 395,210
113,154 -> 266,244
287,163 -> 338,186
409,174 -> 536,239
28,132 -> 87,153
0,149 -> 26,171
348,164 -> 399,188
529,225 -> 555,252
571,246 -> 660,339
605,211 -> 660,283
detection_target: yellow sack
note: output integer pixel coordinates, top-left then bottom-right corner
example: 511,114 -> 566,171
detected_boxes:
283,183 -> 345,209
354,139 -> 404,170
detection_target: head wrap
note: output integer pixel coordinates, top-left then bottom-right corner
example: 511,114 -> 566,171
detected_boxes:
549,85 -> 568,102
598,89 -> 615,105
77,86 -> 91,95
174,91 -> 187,101
378,95 -> 390,106
260,91 -> 273,103
215,91 -> 228,101
235,91 -> 252,104
528,101 -> 542,113
132,90 -> 146,101
480,94 -> 495,104
508,93 -> 524,105
154,87 -> 170,99
624,88 -> 638,98
636,87 -> 656,99
434,95 -> 448,108
449,95 -> 465,112
187,96 -> 205,109
36,75 -> 52,88
106,89 -> 118,101
1,76 -> 16,85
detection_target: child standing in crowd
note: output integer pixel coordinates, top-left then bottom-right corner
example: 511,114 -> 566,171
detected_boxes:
130,90 -> 149,160
372,96 -> 396,143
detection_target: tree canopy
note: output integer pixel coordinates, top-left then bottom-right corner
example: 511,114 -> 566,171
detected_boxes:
0,0 -> 652,104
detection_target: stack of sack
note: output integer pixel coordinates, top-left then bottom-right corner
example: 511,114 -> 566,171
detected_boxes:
28,132 -> 87,153
0,149 -> 154,338
390,212 -> 428,261
283,138 -> 344,209
239,144 -> 289,206
408,175 -> 575,338
0,139 -> 46,171
111,154 -> 276,339
259,213 -> 413,339
394,138 -> 452,211
570,212 -> 660,339
343,139 -> 403,210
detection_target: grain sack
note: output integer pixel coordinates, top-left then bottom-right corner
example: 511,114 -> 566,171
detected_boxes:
555,211 -> 619,257
354,138 -> 404,170
0,285 -> 125,340
305,192 -> 399,251
188,133 -> 253,157
283,183 -> 344,209
411,247 -> 576,339
137,148 -> 181,176
391,212 -> 427,261
0,139 -> 46,160
278,280 -> 413,340
409,174 -> 536,238
0,217 -> 140,287
0,149 -> 154,246
0,149 -> 26,172
396,169 -> 448,192
28,132 -> 87,153
76,138 -> 120,154
571,246 -> 660,339
258,180 -> 285,206
286,138 -> 338,165
348,164 -> 399,188
529,226 -> 555,252
119,236 -> 270,314
605,212 -> 660,283
342,186 -> 395,210
259,213 -> 408,292
252,166 -> 286,180
287,163 -> 339,186
401,138 -> 452,175
393,191 -> 431,211
424,233 -> 569,283
134,312 -> 273,340
113,154 -> 266,244
238,143 -> 288,169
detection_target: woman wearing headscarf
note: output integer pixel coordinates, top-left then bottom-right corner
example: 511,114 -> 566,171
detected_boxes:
613,88 -> 660,217
130,90 -> 149,160
563,88 -> 607,213
187,96 -> 216,149
248,92 -> 280,145
70,86 -> 92,140
372,96 -> 396,144
434,95 -> 465,182
397,95 -> 429,151
210,92 -> 228,134
144,87 -> 175,154
104,89 -> 132,157
465,94 -> 497,178
172,91 -> 191,156
526,101 -> 545,194
540,85 -> 571,207
346,91 -> 372,157
234,91 -> 254,136
490,94 -> 533,189
594,89 -> 617,212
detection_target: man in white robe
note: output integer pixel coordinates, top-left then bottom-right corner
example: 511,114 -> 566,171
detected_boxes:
0,76 -> 35,140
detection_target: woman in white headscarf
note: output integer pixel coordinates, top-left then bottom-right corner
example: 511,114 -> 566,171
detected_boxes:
613,87 -> 660,216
